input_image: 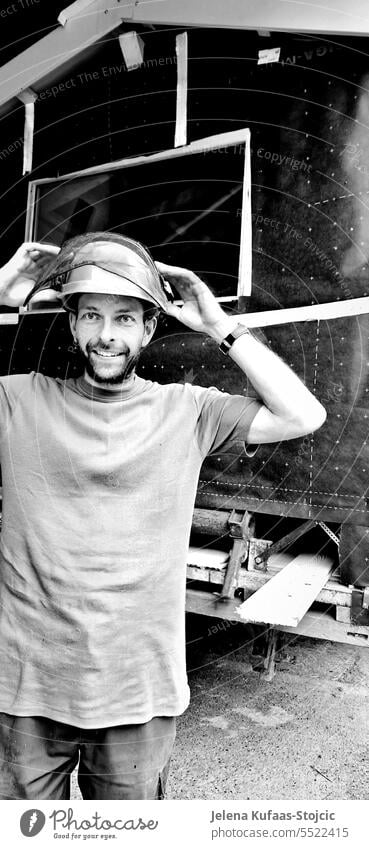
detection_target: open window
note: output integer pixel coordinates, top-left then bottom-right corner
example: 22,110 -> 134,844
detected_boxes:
25,129 -> 252,308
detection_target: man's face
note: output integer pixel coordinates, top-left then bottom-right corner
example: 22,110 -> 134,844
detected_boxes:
69,293 -> 157,386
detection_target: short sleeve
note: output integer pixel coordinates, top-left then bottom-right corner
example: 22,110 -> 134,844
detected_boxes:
0,373 -> 36,443
190,384 -> 262,458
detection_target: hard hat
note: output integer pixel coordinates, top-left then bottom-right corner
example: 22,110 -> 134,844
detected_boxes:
23,233 -> 173,311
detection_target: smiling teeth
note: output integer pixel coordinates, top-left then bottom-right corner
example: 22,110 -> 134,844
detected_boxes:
94,351 -> 122,358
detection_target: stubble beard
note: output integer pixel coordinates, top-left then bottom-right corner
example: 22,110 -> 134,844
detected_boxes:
79,342 -> 141,385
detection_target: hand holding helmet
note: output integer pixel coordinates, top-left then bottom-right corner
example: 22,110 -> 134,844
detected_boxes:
23,233 -> 174,312
155,260 -> 226,336
0,242 -> 60,307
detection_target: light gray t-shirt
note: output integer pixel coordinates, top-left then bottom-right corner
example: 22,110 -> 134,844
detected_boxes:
0,372 -> 260,728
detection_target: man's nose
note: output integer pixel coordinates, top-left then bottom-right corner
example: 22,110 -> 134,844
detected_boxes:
98,318 -> 116,344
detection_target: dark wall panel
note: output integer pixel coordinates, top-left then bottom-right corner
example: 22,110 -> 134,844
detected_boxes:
1,27 -> 369,547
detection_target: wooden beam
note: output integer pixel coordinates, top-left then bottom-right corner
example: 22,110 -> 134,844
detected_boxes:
1,0 -> 369,118
238,296 -> 369,329
236,554 -> 334,626
0,0 -> 133,113
132,0 -> 369,36
186,587 -> 242,621
27,129 -> 249,182
174,32 -> 188,148
191,508 -> 232,537
185,588 -> 369,646
186,555 -> 356,612
187,564 -> 226,584
187,546 -> 228,570
195,493 -> 369,526
58,0 -> 111,26
242,570 -> 353,608
279,609 -> 369,646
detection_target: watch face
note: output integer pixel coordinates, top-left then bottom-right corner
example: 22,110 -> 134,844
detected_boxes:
219,323 -> 249,354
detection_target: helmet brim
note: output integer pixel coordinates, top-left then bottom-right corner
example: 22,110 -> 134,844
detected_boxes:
23,236 -> 173,312
59,265 -> 165,310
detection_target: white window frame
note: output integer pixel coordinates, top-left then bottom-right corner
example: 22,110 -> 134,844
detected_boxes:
25,128 -> 252,306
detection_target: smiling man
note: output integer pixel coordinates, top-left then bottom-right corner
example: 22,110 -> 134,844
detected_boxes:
71,292 -> 155,384
0,232 -> 326,801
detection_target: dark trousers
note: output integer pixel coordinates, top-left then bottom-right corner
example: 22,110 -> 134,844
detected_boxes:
0,713 -> 176,800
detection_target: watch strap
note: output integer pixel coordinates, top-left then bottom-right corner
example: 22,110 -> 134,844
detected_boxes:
219,323 -> 250,355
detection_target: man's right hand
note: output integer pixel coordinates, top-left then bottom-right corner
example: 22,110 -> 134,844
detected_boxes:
0,242 -> 59,307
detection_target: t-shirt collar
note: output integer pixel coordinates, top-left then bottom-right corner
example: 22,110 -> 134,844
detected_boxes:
72,373 -> 147,402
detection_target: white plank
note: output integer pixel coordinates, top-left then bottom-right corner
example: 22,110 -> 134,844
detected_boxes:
29,129 -> 250,181
187,546 -> 228,570
185,558 -> 352,608
187,565 -> 225,584
238,296 -> 369,329
278,609 -> 369,647
132,0 -> 369,37
0,0 -> 133,112
185,589 -> 369,647
236,554 -> 334,627
237,124 -> 252,296
174,32 -> 188,148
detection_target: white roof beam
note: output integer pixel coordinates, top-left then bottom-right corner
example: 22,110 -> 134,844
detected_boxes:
1,0 -> 369,116
131,0 -> 369,36
0,0 -> 134,112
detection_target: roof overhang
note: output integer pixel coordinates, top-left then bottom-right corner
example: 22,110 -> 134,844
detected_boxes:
0,0 -> 135,117
1,0 -> 369,118
132,0 -> 369,36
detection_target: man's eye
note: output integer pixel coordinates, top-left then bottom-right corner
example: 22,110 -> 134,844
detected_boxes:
118,315 -> 134,323
83,312 -> 99,320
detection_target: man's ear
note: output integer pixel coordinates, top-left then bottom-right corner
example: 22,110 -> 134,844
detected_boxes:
142,315 -> 158,347
69,310 -> 77,338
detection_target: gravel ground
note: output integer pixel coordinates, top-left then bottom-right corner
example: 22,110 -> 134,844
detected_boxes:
71,613 -> 369,800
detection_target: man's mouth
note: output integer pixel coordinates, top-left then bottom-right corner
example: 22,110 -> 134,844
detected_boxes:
91,350 -> 126,359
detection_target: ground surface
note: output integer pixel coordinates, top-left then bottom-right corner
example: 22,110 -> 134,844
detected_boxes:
72,614 -> 369,800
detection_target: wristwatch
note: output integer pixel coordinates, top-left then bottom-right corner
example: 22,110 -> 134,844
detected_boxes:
219,323 -> 250,355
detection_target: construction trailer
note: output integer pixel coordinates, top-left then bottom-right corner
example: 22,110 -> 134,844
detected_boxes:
1,0 -> 369,667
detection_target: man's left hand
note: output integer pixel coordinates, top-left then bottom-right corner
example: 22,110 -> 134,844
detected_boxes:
155,261 -> 232,338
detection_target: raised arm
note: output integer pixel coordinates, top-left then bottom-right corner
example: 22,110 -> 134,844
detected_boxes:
156,261 -> 326,444
0,242 -> 59,307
